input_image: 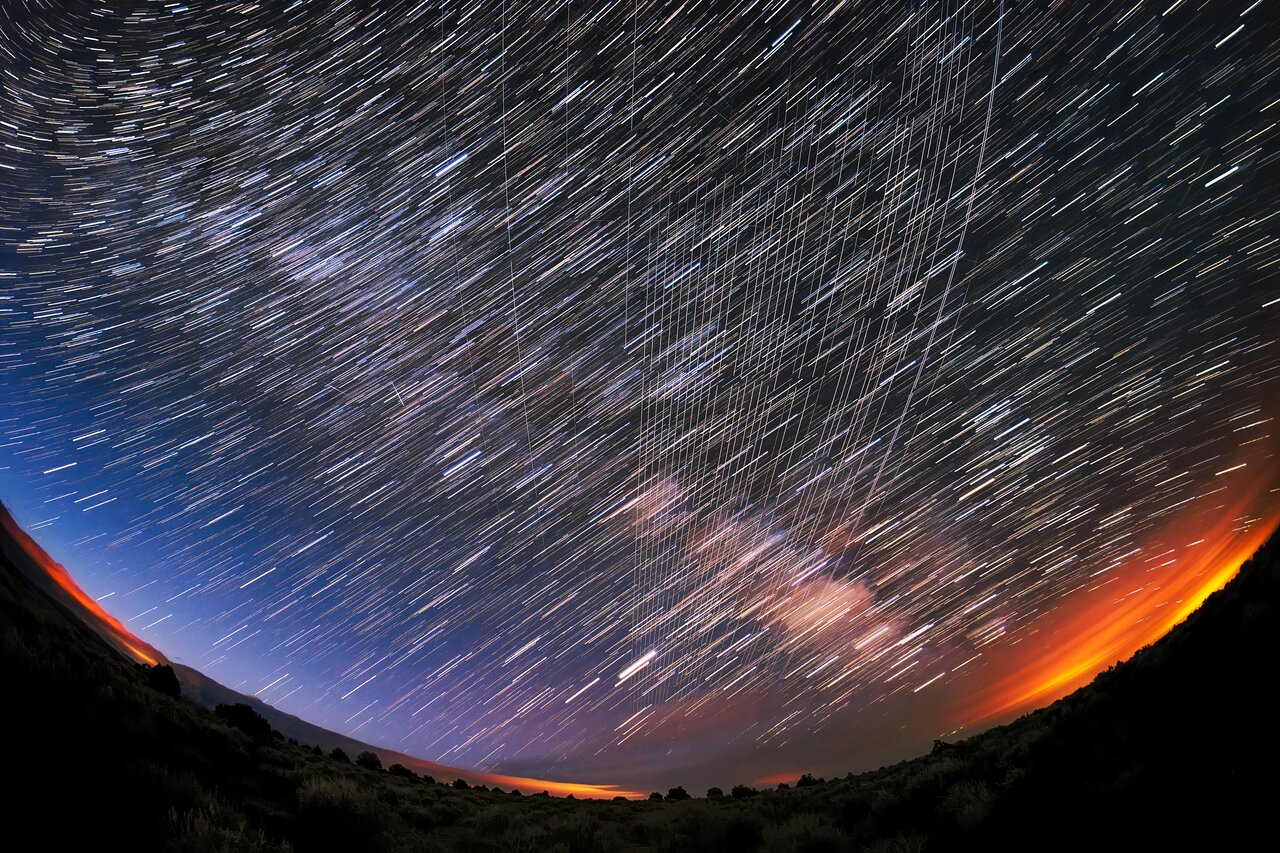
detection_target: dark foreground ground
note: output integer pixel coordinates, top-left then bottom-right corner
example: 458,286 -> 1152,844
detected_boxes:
3,527 -> 1276,852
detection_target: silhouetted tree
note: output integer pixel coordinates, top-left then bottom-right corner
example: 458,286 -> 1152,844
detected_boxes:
649,791 -> 663,801
707,786 -> 724,798
731,784 -> 759,798
356,751 -> 383,771
452,778 -> 470,789
776,782 -> 790,790
666,786 -> 690,801
612,796 -> 628,802
796,773 -> 820,787
214,703 -> 272,742
387,763 -> 415,779
137,663 -> 181,697
330,747 -> 350,762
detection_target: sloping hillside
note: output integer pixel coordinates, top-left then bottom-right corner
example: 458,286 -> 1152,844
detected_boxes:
0,502 -> 633,799
2,504 -> 1275,851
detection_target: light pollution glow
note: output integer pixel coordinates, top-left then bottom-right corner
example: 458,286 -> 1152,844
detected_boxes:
0,505 -> 161,667
6,468 -> 1277,798
2,0 -> 1277,794
0,504 -> 641,799
959,459 -> 1280,725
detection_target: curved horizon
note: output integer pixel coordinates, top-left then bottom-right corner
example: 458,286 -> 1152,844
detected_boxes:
0,501 -> 642,799
2,0 -> 1276,796
5,470 -> 1275,793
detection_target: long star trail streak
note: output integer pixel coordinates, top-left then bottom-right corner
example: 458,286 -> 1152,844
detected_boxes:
1,0 -> 1277,789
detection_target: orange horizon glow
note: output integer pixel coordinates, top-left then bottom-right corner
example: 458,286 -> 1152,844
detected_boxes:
0,504 -> 163,666
4,447 -> 1277,799
473,770 -> 644,800
391,754 -> 647,798
0,502 -> 643,798
959,461 -> 1279,726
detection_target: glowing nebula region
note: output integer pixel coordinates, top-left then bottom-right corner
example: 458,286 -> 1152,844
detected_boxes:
1,0 -> 1276,792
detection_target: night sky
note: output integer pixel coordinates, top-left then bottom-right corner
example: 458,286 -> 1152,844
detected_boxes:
1,0 -> 1277,792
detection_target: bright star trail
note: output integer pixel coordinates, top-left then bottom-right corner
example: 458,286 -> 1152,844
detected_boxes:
1,0 -> 1277,791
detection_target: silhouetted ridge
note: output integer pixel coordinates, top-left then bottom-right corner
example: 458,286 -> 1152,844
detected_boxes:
2,506 -> 1275,851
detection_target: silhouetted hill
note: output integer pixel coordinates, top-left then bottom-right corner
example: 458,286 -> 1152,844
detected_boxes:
2,501 -> 1275,851
0,502 -> 630,798
171,661 -> 478,783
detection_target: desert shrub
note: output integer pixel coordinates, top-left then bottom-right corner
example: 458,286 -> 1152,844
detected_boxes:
666,785 -> 690,801
731,785 -> 759,799
504,823 -> 553,853
139,663 -> 182,697
755,791 -> 806,824
706,787 -> 724,799
400,800 -> 439,833
329,747 -> 350,762
469,803 -> 520,835
940,780 -> 993,829
546,811 -> 626,853
723,812 -> 766,852
1007,723 -> 1050,759
675,803 -> 763,853
828,790 -> 872,831
127,759 -> 216,815
355,750 -> 383,771
387,763 -> 415,779
166,803 -> 288,853
762,813 -> 845,853
426,796 -> 471,826
863,834 -> 927,853
214,703 -> 273,742
294,777 -> 399,853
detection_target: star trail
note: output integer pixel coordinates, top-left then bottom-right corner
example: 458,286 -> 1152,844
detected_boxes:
1,0 -> 1277,790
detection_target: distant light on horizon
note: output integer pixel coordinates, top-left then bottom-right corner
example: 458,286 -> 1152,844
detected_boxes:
1,0 -> 1276,791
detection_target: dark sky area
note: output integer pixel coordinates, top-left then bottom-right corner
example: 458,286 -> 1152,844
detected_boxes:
1,0 -> 1277,792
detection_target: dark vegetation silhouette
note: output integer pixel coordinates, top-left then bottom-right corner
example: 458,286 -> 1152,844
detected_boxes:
215,702 -> 277,743
3,526 -> 1277,851
137,662 -> 181,697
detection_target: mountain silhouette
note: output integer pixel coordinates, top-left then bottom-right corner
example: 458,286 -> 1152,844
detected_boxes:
2,500 -> 1275,850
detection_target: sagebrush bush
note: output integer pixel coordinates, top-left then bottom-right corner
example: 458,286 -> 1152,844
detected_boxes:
167,803 -> 290,853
